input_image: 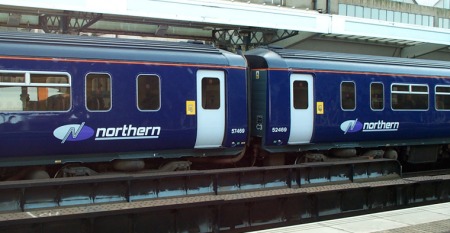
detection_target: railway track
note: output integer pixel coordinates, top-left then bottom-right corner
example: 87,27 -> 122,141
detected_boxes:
0,159 -> 449,232
402,168 -> 450,178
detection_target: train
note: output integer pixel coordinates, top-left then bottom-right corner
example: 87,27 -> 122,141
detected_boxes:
245,48 -> 450,165
0,32 -> 449,179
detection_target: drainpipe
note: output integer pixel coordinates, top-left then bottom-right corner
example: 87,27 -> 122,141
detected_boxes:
327,0 -> 331,13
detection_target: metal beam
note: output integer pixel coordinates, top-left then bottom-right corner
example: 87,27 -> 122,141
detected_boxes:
213,29 -> 299,51
38,12 -> 103,34
270,31 -> 317,48
400,43 -> 449,58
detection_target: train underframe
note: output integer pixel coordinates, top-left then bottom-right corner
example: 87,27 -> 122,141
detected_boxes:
1,139 -> 450,180
246,137 -> 450,170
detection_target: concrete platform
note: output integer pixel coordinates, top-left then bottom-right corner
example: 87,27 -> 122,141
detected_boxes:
251,202 -> 450,233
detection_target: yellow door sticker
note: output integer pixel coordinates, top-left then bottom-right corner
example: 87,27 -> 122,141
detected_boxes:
317,102 -> 324,114
186,100 -> 196,115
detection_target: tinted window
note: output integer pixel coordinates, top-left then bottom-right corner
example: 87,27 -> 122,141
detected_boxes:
436,85 -> 450,110
341,82 -> 356,110
370,83 -> 384,110
201,78 -> 220,109
293,81 -> 308,109
86,73 -> 111,111
137,75 -> 160,111
391,84 -> 428,110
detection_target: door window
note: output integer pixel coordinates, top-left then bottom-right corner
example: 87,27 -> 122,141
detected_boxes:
201,78 -> 220,109
293,80 -> 308,109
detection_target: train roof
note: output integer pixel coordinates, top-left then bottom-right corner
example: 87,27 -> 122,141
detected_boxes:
245,47 -> 450,77
0,32 -> 245,68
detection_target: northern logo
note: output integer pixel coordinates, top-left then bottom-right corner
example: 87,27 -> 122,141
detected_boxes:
54,122 -> 161,143
340,119 -> 363,134
53,122 -> 95,143
340,119 -> 399,134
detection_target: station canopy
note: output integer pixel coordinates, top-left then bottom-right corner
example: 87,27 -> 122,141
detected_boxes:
0,0 -> 449,60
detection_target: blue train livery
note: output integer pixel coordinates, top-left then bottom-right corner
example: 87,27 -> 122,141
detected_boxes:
0,32 -> 248,168
1,32 -> 450,179
245,48 -> 450,164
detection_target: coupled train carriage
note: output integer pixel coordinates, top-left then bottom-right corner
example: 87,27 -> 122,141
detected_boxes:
0,32 -> 449,179
0,32 -> 248,179
245,48 -> 450,165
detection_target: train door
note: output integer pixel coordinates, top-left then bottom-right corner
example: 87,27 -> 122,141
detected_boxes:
288,74 -> 314,144
195,70 -> 225,148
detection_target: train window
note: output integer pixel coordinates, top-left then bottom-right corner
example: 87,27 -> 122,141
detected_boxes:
0,73 -> 24,83
436,85 -> 450,110
31,74 -> 69,84
370,83 -> 384,110
0,86 -> 26,111
201,77 -> 220,109
293,81 -> 308,109
0,72 -> 71,112
137,75 -> 160,111
412,86 -> 428,92
86,73 -> 111,111
392,85 -> 409,92
341,82 -> 356,110
391,84 -> 428,110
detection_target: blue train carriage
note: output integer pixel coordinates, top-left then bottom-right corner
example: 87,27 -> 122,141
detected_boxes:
245,47 -> 450,165
0,32 -> 247,179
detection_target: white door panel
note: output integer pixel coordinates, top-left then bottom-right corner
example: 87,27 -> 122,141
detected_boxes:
195,70 -> 225,148
288,74 -> 314,144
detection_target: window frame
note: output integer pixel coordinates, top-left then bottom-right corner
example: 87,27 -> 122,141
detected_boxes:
341,81 -> 356,111
136,74 -> 161,111
85,72 -> 112,112
293,80 -> 309,110
201,77 -> 221,110
0,70 -> 71,112
370,82 -> 384,111
391,83 -> 429,111
435,85 -> 450,111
